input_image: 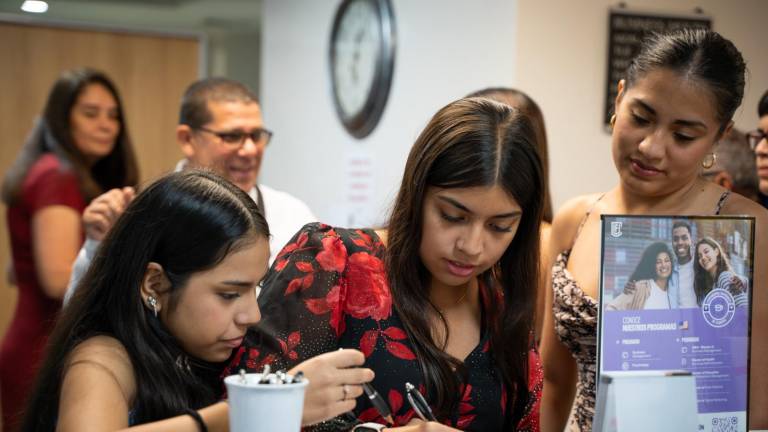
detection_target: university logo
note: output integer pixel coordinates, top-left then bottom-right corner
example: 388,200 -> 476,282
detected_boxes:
610,221 -> 623,238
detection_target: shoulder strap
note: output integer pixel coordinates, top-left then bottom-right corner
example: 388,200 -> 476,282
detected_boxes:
569,194 -> 605,249
713,190 -> 730,215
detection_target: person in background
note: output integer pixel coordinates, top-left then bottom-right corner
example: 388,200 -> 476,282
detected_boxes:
64,77 -> 316,302
230,97 -> 544,431
0,68 -> 139,431
748,89 -> 768,208
21,171 -> 373,431
465,87 -> 553,342
702,127 -> 759,201
540,29 -> 768,431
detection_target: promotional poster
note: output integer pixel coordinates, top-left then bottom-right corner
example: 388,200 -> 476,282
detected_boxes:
598,216 -> 754,432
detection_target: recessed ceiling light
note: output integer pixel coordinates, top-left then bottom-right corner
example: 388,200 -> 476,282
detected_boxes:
21,0 -> 48,13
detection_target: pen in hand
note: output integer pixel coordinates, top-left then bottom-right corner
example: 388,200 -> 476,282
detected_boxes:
362,382 -> 394,425
405,382 -> 436,422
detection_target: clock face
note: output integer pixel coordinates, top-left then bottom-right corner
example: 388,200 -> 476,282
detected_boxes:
330,0 -> 395,139
333,1 -> 380,118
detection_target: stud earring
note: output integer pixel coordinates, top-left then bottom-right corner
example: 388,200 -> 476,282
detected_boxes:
147,296 -> 158,317
610,114 -> 616,129
702,153 -> 716,169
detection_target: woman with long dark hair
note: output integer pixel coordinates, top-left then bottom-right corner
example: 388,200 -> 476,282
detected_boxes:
693,237 -> 748,307
22,170 -> 373,431
540,29 -> 768,431
229,97 -> 544,431
0,68 -> 138,430
606,242 -> 674,310
466,87 -> 553,342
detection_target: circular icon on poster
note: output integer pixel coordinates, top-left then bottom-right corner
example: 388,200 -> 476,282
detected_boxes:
702,288 -> 736,328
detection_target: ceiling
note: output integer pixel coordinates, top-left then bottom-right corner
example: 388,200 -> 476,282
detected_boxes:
0,0 -> 262,32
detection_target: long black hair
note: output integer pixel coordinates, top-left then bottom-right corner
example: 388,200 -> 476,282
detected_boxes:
466,87 -> 552,223
21,170 -> 269,431
624,28 -> 745,132
2,68 -> 139,204
385,97 -> 543,426
629,242 -> 673,282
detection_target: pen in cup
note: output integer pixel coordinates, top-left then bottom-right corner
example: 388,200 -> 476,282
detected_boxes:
405,382 -> 436,422
362,382 -> 394,425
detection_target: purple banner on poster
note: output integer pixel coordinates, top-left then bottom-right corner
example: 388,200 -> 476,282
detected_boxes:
601,308 -> 748,413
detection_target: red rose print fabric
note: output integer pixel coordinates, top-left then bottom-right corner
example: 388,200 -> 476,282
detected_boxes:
224,223 -> 541,431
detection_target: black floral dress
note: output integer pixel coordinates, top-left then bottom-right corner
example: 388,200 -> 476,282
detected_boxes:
224,223 -> 541,431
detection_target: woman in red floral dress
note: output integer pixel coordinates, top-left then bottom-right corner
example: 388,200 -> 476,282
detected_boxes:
226,97 -> 544,431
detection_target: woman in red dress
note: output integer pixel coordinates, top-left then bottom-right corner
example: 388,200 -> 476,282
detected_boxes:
0,68 -> 138,431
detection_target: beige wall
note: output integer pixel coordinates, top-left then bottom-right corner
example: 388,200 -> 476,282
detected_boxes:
516,0 -> 768,211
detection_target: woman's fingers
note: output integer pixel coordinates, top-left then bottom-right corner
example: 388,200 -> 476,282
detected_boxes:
321,348 -> 366,367
340,383 -> 364,401
335,366 -> 375,386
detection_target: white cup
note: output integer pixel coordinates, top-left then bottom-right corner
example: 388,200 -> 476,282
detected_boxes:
224,373 -> 309,432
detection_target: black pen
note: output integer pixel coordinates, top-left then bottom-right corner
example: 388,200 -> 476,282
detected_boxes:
362,383 -> 394,425
405,382 -> 436,422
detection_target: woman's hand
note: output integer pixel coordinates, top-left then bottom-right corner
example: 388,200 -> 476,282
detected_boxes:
289,349 -> 374,426
83,187 -> 135,241
623,279 -> 637,295
726,275 -> 746,296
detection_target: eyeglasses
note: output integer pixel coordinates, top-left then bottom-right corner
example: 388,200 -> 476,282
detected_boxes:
196,126 -> 273,147
746,129 -> 767,150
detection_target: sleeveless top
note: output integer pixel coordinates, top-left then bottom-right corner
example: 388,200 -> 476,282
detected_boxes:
550,191 -> 730,431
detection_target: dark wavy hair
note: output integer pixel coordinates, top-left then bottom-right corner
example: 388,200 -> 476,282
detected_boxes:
21,170 -> 269,431
629,242 -> 673,282
693,237 -> 732,305
385,97 -> 543,426
625,28 -> 745,132
2,68 -> 138,204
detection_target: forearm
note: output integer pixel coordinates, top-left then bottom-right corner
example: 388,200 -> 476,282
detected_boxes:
121,402 -> 228,432
540,377 -> 575,432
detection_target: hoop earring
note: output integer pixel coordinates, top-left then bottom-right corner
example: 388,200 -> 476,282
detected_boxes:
610,114 -> 616,129
147,296 -> 158,317
702,153 -> 716,169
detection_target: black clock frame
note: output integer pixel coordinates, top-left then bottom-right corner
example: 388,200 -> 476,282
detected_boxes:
329,0 -> 396,139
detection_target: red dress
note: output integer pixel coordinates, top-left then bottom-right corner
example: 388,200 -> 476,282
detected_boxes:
225,223 -> 542,431
0,154 -> 85,431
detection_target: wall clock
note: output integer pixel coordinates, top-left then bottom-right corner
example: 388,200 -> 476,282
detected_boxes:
329,0 -> 396,139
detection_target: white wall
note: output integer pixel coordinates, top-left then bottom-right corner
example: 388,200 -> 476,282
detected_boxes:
260,0 -> 768,227
516,0 -> 768,211
259,0 -> 517,226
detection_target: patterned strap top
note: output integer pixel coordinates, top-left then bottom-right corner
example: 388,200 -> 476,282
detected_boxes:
550,190 -> 730,431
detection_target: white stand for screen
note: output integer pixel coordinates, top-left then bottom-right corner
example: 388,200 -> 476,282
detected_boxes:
594,371 -> 698,432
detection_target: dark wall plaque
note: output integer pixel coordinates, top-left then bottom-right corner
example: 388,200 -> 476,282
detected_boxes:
604,9 -> 711,128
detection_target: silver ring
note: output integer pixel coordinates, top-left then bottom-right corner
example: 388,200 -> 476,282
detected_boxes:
342,384 -> 349,401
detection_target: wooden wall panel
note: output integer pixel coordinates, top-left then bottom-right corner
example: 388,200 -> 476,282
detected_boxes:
0,22 -> 200,361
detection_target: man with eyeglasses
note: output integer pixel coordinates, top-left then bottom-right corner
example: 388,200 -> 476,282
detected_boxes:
747,90 -> 768,209
63,78 -> 315,302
